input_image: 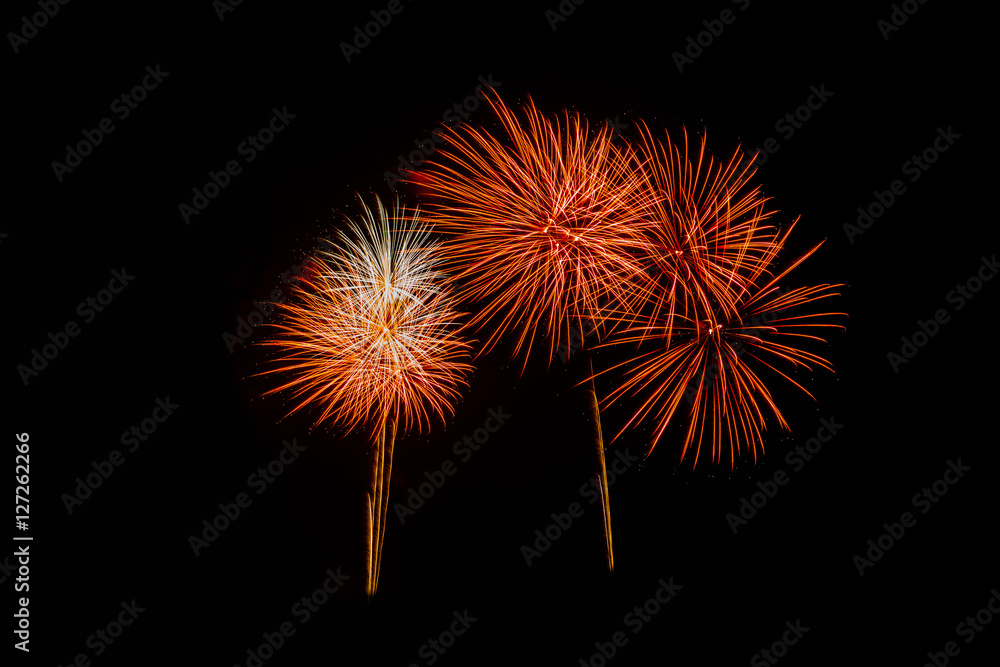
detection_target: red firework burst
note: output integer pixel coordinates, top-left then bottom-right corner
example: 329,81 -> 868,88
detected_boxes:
629,122 -> 781,347
601,219 -> 845,468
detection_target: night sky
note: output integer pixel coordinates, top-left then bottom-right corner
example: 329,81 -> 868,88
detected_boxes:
6,1 -> 994,665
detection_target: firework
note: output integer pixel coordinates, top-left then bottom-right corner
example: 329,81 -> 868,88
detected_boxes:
628,122 -> 781,347
600,219 -> 845,468
416,91 -> 653,368
257,195 -> 472,596
414,92 -> 655,571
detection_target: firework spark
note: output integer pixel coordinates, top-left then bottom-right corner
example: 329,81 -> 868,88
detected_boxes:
257,195 -> 472,596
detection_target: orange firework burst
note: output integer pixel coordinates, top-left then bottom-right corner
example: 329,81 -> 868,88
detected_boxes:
257,195 -> 472,596
416,91 -> 653,369
601,219 -> 845,468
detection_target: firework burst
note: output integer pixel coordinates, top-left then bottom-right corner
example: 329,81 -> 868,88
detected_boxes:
257,195 -> 472,596
629,122 -> 781,347
600,219 -> 845,468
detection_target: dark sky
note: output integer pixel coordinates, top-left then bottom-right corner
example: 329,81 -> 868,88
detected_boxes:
6,1 -> 994,665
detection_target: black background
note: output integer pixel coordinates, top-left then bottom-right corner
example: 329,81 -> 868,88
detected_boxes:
6,0 -> 995,665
